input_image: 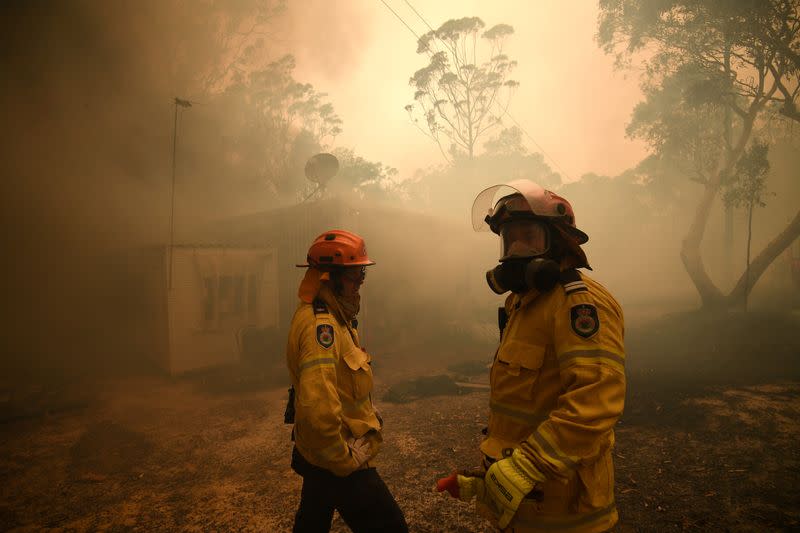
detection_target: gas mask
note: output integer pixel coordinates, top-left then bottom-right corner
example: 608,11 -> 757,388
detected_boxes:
486,257 -> 560,295
485,219 -> 560,294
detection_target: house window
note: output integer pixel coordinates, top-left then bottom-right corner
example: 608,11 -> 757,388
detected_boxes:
201,272 -> 250,330
234,275 -> 245,314
203,277 -> 216,322
218,275 -> 246,318
248,273 -> 259,320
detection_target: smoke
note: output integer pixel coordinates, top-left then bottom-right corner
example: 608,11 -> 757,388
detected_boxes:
0,0 -> 370,380
2,0 -> 795,384
280,0 -> 375,83
1,3 -> 163,376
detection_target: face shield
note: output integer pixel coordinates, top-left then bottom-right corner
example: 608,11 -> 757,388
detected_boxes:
472,179 -> 592,271
471,180 -> 557,232
500,219 -> 550,261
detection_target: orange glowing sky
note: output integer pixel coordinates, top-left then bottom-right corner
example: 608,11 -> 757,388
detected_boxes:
283,0 -> 648,183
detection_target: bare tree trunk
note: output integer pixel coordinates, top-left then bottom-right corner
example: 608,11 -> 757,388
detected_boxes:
726,208 -> 800,306
722,44 -> 734,287
680,109 -> 759,309
724,204 -> 734,285
743,200 -> 754,311
680,176 -> 726,308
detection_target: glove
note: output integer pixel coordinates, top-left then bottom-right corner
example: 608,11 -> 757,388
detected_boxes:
437,450 -> 544,528
481,449 -> 544,529
436,469 -> 486,502
347,437 -> 372,467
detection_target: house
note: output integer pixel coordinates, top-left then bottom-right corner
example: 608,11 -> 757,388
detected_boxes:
129,244 -> 278,374
204,195 -> 497,360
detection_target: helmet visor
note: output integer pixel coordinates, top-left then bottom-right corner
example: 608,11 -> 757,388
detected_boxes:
500,220 -> 550,261
471,180 -> 552,232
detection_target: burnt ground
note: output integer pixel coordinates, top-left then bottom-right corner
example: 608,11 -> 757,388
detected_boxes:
1,309 -> 799,532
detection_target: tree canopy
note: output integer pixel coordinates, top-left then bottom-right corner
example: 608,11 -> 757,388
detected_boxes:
599,0 -> 800,309
405,17 -> 519,161
181,53 -> 342,210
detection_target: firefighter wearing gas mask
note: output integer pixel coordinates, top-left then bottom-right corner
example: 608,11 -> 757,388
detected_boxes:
285,230 -> 407,533
437,180 -> 626,533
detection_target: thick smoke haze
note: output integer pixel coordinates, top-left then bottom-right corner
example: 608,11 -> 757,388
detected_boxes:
3,2 -> 173,376
294,0 -> 649,182
1,2 -> 799,531
1,1 -> 372,378
1,0 -> 797,378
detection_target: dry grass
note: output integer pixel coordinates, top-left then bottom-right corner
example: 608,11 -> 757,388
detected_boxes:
1,309 -> 799,531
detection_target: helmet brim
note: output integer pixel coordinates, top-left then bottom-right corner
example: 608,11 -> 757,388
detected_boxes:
296,260 -> 376,268
564,225 -> 589,245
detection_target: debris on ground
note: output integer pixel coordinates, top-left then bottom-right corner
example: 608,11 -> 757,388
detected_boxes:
382,374 -> 462,403
446,359 -> 490,377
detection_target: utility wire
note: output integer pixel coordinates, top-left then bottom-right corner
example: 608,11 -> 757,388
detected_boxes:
379,0 -> 574,182
378,0 -> 423,41
403,0 -> 435,33
403,0 -> 572,180
499,109 -> 573,183
402,0 -> 451,57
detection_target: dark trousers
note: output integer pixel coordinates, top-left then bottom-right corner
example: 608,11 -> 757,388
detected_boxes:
291,447 -> 408,533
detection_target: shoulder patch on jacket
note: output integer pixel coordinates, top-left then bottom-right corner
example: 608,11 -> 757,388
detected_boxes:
560,268 -> 588,295
316,324 -> 334,348
570,304 -> 599,338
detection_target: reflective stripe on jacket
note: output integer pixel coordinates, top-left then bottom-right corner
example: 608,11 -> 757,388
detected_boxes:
479,271 -> 625,533
286,288 -> 382,477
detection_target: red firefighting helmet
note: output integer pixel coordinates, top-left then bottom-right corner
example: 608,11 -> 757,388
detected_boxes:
471,179 -> 588,244
296,229 -> 376,268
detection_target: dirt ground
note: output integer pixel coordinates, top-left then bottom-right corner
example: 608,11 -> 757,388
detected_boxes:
1,310 -> 799,532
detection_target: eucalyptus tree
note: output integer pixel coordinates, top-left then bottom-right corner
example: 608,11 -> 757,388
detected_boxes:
203,54 -> 342,201
723,141 -> 771,310
327,148 -> 401,203
599,0 -> 800,309
405,17 -> 519,161
169,0 -> 288,96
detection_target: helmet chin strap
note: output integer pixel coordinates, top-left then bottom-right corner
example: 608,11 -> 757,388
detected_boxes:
486,257 -> 561,295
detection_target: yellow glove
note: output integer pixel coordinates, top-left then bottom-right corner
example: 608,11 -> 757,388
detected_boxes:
436,470 -> 486,502
481,449 -> 544,529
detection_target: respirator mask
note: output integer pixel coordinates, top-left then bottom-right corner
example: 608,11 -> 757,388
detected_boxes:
485,219 -> 560,294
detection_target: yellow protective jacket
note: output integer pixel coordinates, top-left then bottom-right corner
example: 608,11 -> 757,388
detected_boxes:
479,270 -> 625,533
286,287 -> 382,477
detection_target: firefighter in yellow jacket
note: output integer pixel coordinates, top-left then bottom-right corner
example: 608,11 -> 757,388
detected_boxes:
437,180 -> 625,533
286,229 -> 407,533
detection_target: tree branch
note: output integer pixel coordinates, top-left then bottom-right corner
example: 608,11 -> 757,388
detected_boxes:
727,208 -> 800,304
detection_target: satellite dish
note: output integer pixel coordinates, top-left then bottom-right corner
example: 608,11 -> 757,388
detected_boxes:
304,153 -> 339,185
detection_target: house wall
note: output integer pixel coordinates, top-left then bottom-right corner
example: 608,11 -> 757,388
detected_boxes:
160,246 -> 277,374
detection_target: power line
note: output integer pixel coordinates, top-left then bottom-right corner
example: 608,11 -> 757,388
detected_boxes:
402,0 -> 451,57
378,0 -> 574,182
378,0 -> 422,41
403,0 -> 572,180
403,0 -> 435,33
499,109 -> 573,183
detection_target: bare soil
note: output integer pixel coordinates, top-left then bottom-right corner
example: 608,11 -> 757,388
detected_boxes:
1,310 -> 799,532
